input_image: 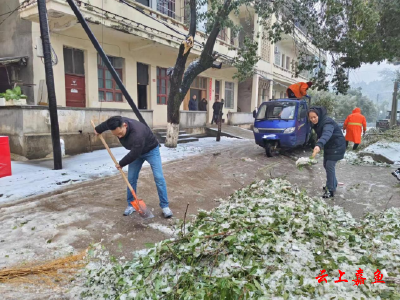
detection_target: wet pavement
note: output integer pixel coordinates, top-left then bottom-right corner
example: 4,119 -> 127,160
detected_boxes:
0,139 -> 399,299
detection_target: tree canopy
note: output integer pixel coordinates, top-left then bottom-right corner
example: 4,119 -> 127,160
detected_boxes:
193,0 -> 400,94
309,89 -> 378,122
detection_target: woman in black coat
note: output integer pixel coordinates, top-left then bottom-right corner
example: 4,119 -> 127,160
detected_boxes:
309,106 -> 346,198
199,98 -> 208,111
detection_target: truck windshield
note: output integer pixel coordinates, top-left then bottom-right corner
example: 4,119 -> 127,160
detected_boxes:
256,102 -> 297,120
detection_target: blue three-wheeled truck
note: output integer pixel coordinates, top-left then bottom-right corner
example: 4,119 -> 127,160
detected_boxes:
253,99 -> 313,157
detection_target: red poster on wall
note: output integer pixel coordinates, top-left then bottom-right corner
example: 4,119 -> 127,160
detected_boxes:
209,79 -> 212,100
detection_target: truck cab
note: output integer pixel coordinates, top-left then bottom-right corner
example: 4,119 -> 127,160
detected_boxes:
253,99 -> 311,156
376,110 -> 400,131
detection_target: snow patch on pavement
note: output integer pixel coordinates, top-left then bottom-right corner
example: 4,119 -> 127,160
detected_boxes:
0,137 -> 245,204
345,142 -> 400,166
362,142 -> 400,164
148,223 -> 177,237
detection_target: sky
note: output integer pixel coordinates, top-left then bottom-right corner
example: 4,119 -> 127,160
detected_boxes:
349,61 -> 399,84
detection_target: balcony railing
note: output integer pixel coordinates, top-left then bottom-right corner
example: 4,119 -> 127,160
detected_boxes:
156,0 -> 176,19
136,0 -> 182,21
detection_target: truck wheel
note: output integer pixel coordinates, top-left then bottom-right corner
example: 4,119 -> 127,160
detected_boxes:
265,142 -> 277,157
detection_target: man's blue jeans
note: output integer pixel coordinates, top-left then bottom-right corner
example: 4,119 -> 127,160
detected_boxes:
127,146 -> 169,209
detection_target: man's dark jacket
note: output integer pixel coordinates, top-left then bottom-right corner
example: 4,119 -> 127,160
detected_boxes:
95,117 -> 159,167
199,99 -> 207,111
188,98 -> 198,111
213,102 -> 222,115
310,106 -> 346,161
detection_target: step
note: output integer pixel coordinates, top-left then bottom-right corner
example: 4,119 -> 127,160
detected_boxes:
156,131 -> 187,136
160,133 -> 193,138
176,137 -> 199,144
153,128 -> 185,133
158,137 -> 199,144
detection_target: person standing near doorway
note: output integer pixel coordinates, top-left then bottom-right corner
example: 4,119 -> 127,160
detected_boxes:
188,95 -> 198,111
199,98 -> 207,111
212,98 -> 222,124
343,107 -> 367,150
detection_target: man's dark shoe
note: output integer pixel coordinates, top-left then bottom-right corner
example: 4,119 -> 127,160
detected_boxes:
322,185 -> 337,191
322,190 -> 334,198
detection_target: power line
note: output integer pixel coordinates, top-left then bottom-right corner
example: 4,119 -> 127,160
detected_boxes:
78,0 -> 235,64
0,0 -> 33,27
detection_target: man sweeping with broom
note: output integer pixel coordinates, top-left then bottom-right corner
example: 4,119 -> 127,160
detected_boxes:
95,116 -> 173,218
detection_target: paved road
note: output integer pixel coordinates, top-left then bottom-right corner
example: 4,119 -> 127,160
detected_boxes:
1,140 -> 399,299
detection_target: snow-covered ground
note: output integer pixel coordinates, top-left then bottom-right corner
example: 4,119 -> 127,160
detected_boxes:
362,142 -> 400,163
0,137 -> 245,204
345,142 -> 400,166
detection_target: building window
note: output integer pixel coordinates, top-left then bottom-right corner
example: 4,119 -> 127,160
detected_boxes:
64,47 -> 84,75
230,30 -> 236,46
218,28 -> 227,42
224,82 -> 234,109
215,80 -> 221,101
258,88 -> 267,104
274,48 -> 281,66
157,0 -> 175,19
157,67 -> 169,105
286,56 -> 291,70
191,77 -> 207,89
97,54 -> 123,102
281,54 -> 285,68
136,0 -> 149,6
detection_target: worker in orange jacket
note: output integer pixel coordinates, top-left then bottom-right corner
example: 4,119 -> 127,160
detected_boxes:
343,107 -> 367,150
287,82 -> 313,99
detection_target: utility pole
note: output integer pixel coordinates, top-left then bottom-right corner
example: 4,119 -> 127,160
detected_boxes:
390,81 -> 399,128
216,100 -> 225,142
37,0 -> 62,169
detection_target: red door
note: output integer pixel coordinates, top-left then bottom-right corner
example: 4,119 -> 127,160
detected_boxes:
64,47 -> 86,107
65,74 -> 86,107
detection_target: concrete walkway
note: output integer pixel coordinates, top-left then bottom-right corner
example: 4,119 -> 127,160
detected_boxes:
206,124 -> 254,139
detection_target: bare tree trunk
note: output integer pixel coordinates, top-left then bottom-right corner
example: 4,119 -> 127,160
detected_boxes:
216,101 -> 224,142
164,0 -> 197,148
165,0 -> 233,148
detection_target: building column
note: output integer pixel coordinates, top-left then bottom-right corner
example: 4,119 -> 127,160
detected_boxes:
208,77 -> 215,123
268,81 -> 273,101
250,74 -> 259,112
87,48 -> 99,108
149,65 -> 157,110
125,57 -> 137,106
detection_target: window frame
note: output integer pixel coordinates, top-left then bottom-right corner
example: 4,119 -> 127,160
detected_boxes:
286,56 -> 291,70
215,80 -> 221,101
97,55 -> 123,102
64,47 -> 85,76
274,49 -> 281,66
224,81 -> 235,109
157,0 -> 176,19
157,67 -> 169,105
218,28 -> 227,42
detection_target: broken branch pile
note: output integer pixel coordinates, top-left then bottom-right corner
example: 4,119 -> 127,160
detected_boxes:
360,128 -> 400,150
78,179 -> 400,300
0,251 -> 87,285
